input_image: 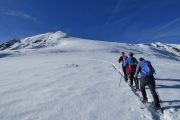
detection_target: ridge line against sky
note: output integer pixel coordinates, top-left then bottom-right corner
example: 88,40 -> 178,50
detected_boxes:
0,0 -> 180,44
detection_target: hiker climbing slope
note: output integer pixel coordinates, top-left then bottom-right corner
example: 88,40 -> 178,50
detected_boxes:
135,57 -> 162,111
118,52 -> 128,81
124,52 -> 138,87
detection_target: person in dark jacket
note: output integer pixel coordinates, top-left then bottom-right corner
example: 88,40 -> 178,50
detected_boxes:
135,57 -> 161,110
118,52 -> 128,81
124,52 -> 138,86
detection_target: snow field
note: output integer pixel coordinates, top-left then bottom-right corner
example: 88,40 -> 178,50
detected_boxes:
0,32 -> 180,120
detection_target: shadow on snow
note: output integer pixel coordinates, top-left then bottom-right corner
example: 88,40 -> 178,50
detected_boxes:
162,100 -> 180,111
0,53 -> 12,58
155,78 -> 180,83
151,78 -> 180,111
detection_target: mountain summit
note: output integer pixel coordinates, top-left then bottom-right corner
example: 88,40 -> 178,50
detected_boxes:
0,31 -> 180,57
0,31 -> 68,50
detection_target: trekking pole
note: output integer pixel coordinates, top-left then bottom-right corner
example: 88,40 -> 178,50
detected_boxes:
136,77 -> 140,90
118,63 -> 123,88
137,78 -> 144,108
112,63 -> 123,88
119,73 -> 123,88
138,88 -> 144,108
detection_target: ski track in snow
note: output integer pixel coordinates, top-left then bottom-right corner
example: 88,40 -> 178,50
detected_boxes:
87,59 -> 177,120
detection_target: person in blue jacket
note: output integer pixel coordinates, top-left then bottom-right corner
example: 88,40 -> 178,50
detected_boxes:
124,52 -> 138,87
135,57 -> 161,110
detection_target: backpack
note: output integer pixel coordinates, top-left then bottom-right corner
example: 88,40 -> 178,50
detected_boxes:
129,57 -> 137,67
122,55 -> 127,64
140,61 -> 155,75
129,62 -> 137,69
126,57 -> 137,73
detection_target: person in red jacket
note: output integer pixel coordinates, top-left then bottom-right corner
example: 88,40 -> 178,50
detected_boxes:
118,52 -> 128,81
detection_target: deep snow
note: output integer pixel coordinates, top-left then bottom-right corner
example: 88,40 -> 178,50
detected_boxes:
0,32 -> 180,120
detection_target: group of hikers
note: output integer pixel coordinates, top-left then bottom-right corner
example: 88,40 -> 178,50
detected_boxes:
118,52 -> 161,111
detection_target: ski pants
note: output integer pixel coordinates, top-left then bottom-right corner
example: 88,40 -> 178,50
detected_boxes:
122,65 -> 127,81
140,76 -> 160,108
128,72 -> 135,86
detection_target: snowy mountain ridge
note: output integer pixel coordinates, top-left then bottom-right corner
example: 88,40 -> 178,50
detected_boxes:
0,31 -> 180,57
5,31 -> 68,50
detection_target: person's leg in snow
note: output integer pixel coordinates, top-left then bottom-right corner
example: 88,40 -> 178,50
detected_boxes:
128,72 -> 135,86
140,76 -> 161,109
122,66 -> 128,81
134,77 -> 139,90
140,78 -> 148,101
127,73 -> 132,86
147,76 -> 161,109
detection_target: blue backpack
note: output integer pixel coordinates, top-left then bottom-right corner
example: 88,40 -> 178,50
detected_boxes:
140,61 -> 155,76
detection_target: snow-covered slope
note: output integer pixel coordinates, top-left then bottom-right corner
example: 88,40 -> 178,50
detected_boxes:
0,32 -> 180,120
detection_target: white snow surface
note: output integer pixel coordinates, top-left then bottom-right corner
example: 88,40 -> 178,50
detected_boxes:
151,42 -> 180,56
0,32 -> 180,120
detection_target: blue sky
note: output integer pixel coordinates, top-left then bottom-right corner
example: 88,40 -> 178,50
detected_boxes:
0,0 -> 180,44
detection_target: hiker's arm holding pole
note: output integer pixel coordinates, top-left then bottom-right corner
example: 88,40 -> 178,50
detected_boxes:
118,56 -> 122,63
